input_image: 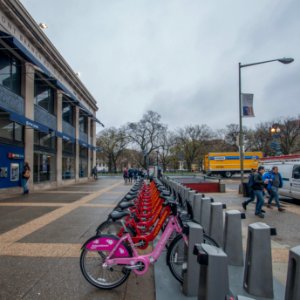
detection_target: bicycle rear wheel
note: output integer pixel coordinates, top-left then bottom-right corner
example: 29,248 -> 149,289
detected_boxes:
80,235 -> 132,289
166,233 -> 218,283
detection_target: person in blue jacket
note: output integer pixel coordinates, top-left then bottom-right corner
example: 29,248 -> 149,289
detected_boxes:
263,166 -> 285,212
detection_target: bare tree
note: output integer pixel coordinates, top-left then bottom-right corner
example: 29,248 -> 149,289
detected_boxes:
278,117 -> 300,154
245,122 -> 273,155
126,111 -> 167,169
158,130 -> 176,172
96,127 -> 128,172
176,125 -> 214,171
221,124 -> 239,151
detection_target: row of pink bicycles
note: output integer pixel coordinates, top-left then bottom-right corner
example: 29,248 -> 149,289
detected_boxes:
79,178 -> 218,289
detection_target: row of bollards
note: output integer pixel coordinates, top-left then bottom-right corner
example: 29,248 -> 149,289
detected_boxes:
161,176 -> 300,300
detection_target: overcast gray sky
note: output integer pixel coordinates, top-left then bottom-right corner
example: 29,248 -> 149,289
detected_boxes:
20,0 -> 300,131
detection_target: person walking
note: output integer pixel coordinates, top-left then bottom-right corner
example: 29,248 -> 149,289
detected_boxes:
264,166 -> 285,212
92,166 -> 98,180
252,166 -> 267,218
242,168 -> 256,210
123,168 -> 128,184
22,161 -> 31,194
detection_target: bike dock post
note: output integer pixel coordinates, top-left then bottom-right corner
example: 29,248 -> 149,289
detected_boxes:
209,202 -> 225,247
285,245 -> 300,300
182,222 -> 203,297
200,197 -> 213,233
188,190 -> 196,205
194,243 -> 230,300
224,210 -> 245,266
243,222 -> 276,298
192,193 -> 202,224
184,187 -> 191,201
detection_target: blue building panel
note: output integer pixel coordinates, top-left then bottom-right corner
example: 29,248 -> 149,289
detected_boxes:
0,143 -> 24,189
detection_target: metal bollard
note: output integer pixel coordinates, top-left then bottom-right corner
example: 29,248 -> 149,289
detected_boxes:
178,186 -> 185,200
223,210 -> 245,266
194,243 -> 230,300
285,245 -> 300,300
188,190 -> 196,205
193,194 -> 202,224
183,187 -> 190,202
243,222 -> 276,298
182,222 -> 204,296
209,202 -> 224,247
200,197 -> 213,233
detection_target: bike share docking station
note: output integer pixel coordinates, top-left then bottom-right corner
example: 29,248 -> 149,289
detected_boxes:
243,223 -> 277,298
285,245 -> 300,300
159,177 -> 300,300
194,243 -> 230,300
182,222 -> 203,297
224,210 -> 245,267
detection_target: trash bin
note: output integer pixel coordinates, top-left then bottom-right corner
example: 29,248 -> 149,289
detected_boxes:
239,183 -> 249,197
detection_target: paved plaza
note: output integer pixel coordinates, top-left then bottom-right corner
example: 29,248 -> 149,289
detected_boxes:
0,177 -> 299,299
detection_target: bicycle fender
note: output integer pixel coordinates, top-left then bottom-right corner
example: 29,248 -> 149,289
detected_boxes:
81,234 -> 131,257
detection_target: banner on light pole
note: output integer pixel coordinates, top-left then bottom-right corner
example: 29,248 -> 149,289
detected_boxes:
242,93 -> 255,117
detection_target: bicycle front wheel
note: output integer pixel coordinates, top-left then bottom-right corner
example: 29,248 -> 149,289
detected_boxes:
96,220 -> 123,236
166,233 -> 218,283
80,248 -> 131,289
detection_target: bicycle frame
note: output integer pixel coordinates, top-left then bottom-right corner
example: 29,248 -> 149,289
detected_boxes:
87,214 -> 187,276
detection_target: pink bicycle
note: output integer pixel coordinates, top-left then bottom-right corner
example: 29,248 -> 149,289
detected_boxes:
80,200 -> 217,289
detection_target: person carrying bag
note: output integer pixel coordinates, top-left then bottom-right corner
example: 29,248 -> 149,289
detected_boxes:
22,162 -> 31,194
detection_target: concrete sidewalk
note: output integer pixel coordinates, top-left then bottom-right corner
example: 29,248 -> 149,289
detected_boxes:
0,178 -> 299,299
0,178 -> 155,300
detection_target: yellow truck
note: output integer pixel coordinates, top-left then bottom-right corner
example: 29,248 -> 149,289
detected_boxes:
203,151 -> 263,178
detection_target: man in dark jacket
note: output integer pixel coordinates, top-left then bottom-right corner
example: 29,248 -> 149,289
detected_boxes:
252,166 -> 267,218
242,168 -> 256,210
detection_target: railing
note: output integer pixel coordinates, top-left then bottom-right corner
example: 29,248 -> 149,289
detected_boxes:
62,120 -> 75,137
0,85 -> 24,115
34,105 -> 57,130
79,131 -> 88,143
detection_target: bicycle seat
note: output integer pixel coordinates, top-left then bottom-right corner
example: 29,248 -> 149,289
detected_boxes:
125,194 -> 136,201
119,201 -> 135,209
160,191 -> 171,199
128,190 -> 138,196
109,210 -> 130,221
161,194 -> 175,202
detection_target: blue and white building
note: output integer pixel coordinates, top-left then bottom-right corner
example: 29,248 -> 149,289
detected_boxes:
0,0 -> 102,191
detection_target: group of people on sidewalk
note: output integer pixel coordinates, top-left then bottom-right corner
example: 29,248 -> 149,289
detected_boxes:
242,165 -> 285,218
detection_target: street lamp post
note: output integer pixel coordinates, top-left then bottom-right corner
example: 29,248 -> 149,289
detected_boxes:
238,57 -> 294,193
270,124 -> 282,155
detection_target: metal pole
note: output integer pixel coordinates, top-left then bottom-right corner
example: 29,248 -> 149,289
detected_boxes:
238,57 -> 293,194
239,63 -> 244,193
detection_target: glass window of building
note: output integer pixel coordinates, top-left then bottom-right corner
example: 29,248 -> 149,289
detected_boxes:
34,131 -> 56,149
90,120 -> 94,139
79,144 -> 88,177
79,112 -> 87,133
0,53 -> 21,95
34,74 -> 55,114
33,152 -> 56,183
62,139 -> 75,180
33,130 -> 56,183
0,109 -> 24,144
62,97 -> 74,125
62,156 -> 75,179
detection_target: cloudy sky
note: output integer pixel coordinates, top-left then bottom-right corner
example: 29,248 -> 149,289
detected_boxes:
20,0 -> 299,132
